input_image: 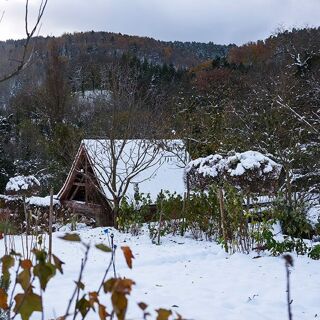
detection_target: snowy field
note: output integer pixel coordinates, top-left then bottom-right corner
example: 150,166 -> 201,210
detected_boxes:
1,227 -> 319,320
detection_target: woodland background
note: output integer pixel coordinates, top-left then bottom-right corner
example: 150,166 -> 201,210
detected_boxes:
0,28 -> 319,195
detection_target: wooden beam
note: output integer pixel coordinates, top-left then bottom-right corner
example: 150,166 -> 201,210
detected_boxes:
85,155 -> 88,203
73,182 -> 86,187
70,185 -> 80,200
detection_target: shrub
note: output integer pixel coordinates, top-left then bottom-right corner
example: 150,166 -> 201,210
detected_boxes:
118,194 -> 152,235
308,244 -> 320,260
262,234 -> 309,256
274,196 -> 314,239
185,188 -> 220,240
148,191 -> 184,243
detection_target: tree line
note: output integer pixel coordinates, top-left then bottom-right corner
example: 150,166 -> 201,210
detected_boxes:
0,27 -> 319,196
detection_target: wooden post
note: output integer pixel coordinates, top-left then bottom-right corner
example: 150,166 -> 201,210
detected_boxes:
48,187 -> 53,263
218,187 -> 228,253
186,174 -> 190,200
157,190 -> 163,245
23,195 -> 29,259
285,165 -> 292,210
157,209 -> 163,246
71,207 -> 77,231
85,156 -> 88,204
246,194 -> 250,208
181,192 -> 187,236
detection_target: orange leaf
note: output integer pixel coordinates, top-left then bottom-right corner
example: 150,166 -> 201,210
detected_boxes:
20,259 -> 32,270
98,303 -> 109,320
114,279 -> 135,295
0,288 -> 8,309
88,291 -> 99,306
121,246 -> 134,269
111,292 -> 127,320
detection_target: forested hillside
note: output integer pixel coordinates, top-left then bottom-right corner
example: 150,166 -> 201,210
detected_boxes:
0,31 -> 231,104
0,28 -> 319,195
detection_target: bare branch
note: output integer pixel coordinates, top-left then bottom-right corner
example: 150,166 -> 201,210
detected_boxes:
277,96 -> 319,134
0,0 -> 48,83
0,10 -> 5,24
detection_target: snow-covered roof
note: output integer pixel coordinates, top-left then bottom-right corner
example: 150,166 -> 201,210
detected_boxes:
84,139 -> 188,202
59,139 -> 189,204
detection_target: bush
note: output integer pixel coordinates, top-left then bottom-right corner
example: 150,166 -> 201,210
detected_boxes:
260,233 -> 309,256
308,244 -> 320,260
148,191 -> 184,243
117,187 -> 316,259
146,186 -> 278,254
274,196 -> 315,239
185,188 -> 220,240
118,194 -> 152,235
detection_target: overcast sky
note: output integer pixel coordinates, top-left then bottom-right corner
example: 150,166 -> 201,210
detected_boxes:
0,0 -> 319,45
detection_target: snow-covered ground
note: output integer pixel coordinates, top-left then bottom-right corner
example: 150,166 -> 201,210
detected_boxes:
1,227 -> 319,320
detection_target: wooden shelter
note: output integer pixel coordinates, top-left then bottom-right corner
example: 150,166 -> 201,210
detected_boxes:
58,144 -> 112,225
58,139 -> 188,226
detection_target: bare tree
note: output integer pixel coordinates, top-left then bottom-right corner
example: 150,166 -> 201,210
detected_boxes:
0,0 -> 48,83
84,139 -> 167,225
73,60 -> 182,226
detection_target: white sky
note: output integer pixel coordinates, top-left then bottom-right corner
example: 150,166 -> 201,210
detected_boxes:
0,0 -> 319,45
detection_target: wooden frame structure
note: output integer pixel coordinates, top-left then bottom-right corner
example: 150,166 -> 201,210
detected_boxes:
58,144 -> 112,226
58,139 -> 188,226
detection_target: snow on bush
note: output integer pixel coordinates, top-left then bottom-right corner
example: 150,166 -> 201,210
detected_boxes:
27,195 -> 60,207
186,151 -> 282,193
185,154 -> 224,190
5,175 -> 41,195
226,151 -> 283,193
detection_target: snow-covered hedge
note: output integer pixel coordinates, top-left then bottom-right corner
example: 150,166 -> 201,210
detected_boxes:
185,151 -> 283,194
5,175 -> 41,195
0,194 -> 60,208
26,196 -> 60,207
